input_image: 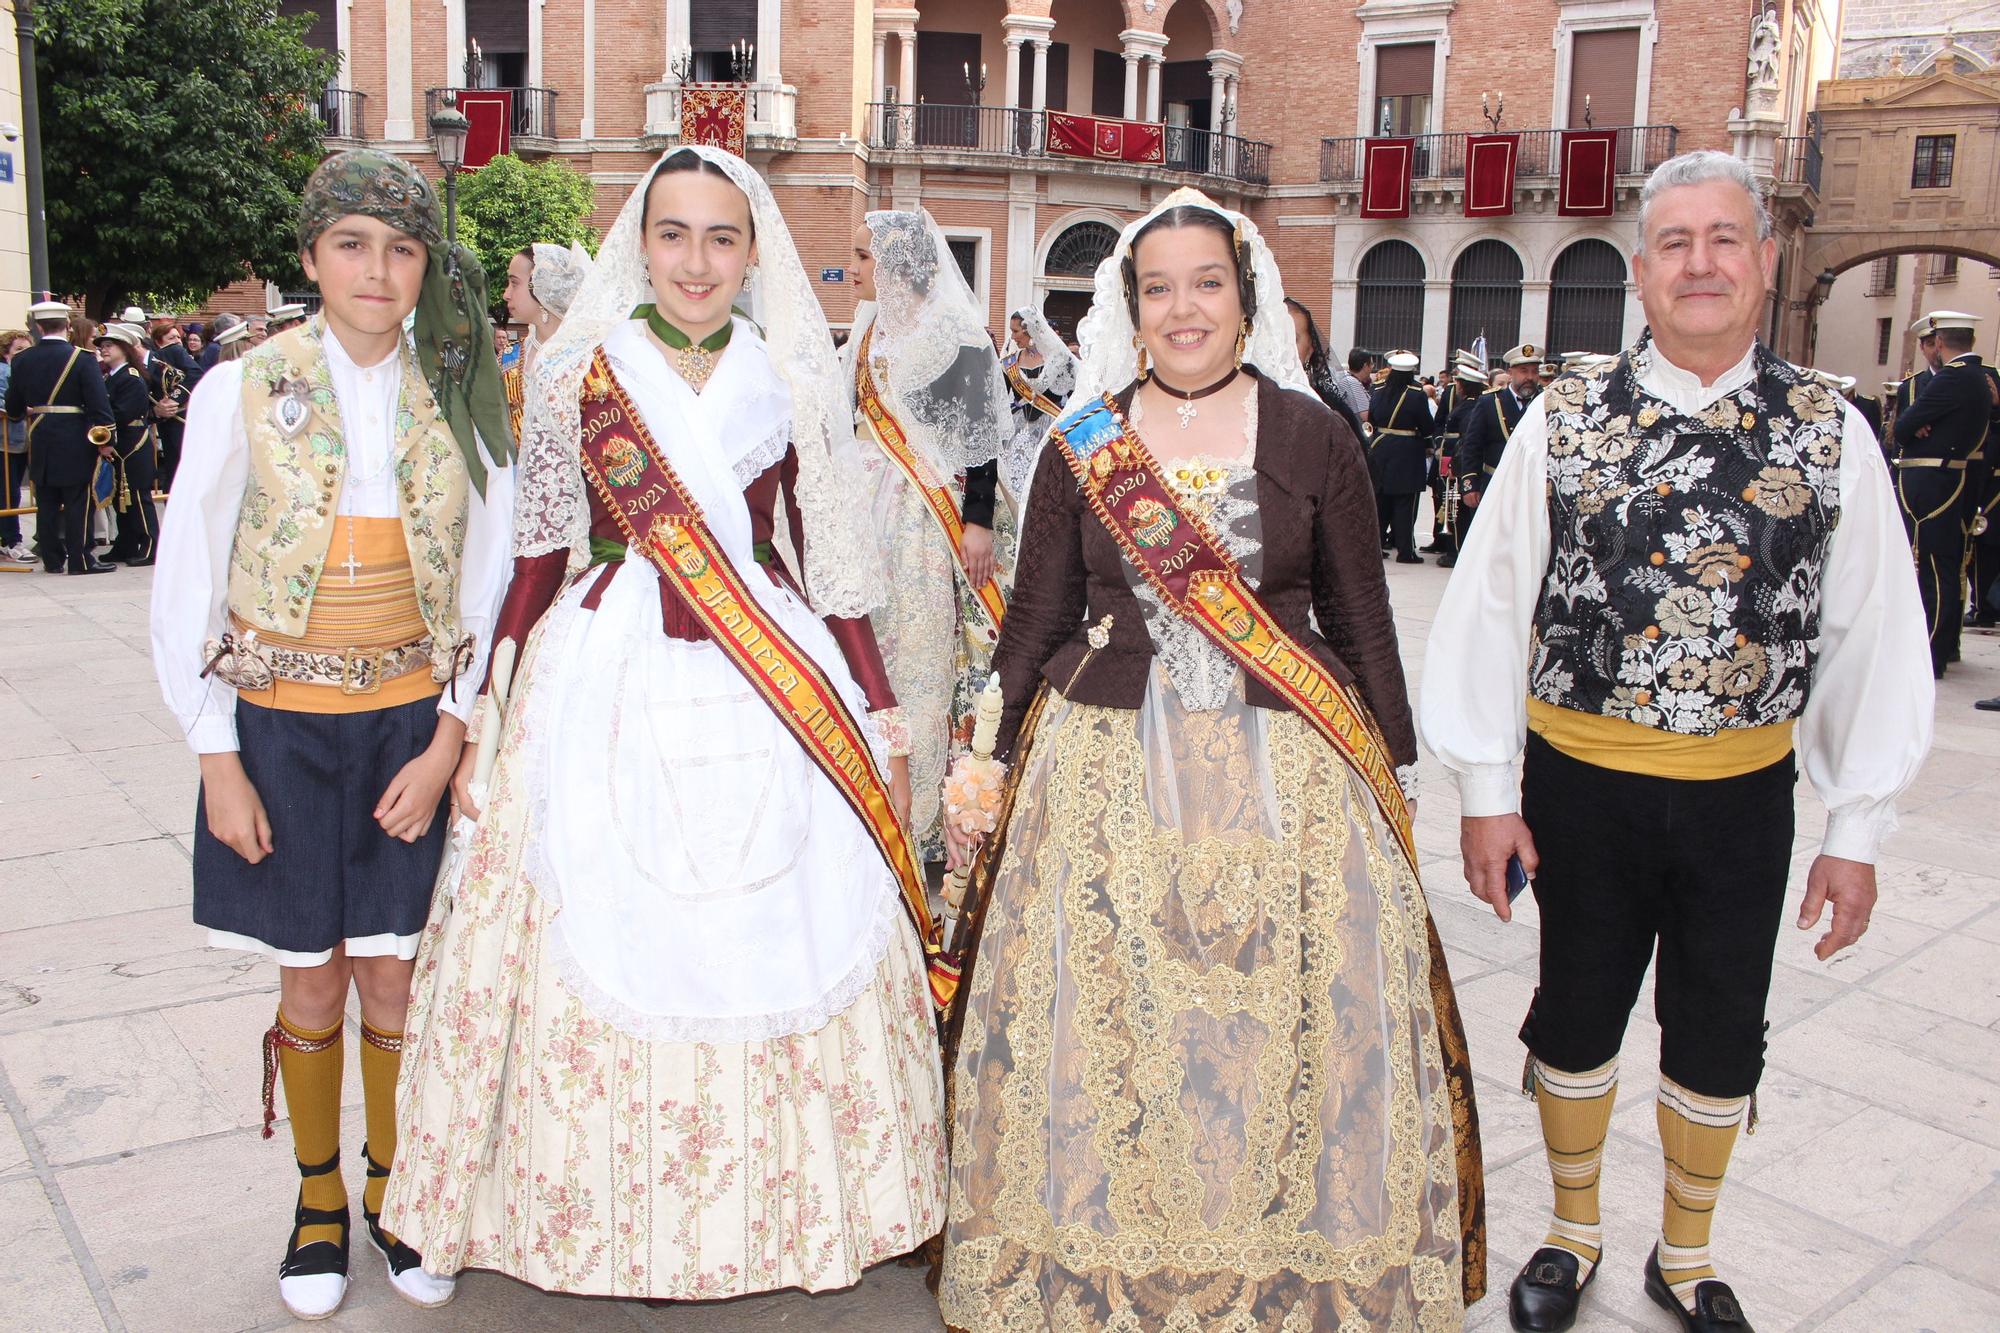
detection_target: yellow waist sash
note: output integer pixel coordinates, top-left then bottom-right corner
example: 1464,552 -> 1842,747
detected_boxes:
237,517 -> 440,714
1527,698 -> 1793,780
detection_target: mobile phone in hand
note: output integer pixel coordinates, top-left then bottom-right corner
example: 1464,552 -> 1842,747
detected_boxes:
1505,854 -> 1530,904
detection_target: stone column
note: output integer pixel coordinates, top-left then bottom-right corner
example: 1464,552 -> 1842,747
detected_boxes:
1032,40 -> 1050,110
443,0 -> 464,87
1004,36 -> 1023,109
873,31 -> 889,104
1520,280 -> 1552,351
900,30 -> 918,106
384,0 -> 413,139
1209,68 -> 1227,132
1420,278 -> 1452,370
1123,49 -> 1140,119
1144,56 -> 1163,122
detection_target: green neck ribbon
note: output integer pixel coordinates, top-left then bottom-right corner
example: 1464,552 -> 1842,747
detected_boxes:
632,304 -> 735,354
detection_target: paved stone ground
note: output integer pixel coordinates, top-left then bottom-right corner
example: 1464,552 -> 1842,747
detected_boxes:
1,541 -> 1997,1332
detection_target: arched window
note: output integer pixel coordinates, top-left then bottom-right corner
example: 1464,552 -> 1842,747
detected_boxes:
1045,222 -> 1120,279
1353,240 -> 1425,356
1447,239 -> 1523,356
1546,239 -> 1628,354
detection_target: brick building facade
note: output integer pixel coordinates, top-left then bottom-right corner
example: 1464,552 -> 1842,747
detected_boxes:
259,0 -> 1835,367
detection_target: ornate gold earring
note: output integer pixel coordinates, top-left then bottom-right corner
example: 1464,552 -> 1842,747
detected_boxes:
1234,318 -> 1251,369
1133,333 -> 1150,383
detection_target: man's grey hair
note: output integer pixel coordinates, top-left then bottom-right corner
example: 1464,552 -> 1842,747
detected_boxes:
1636,150 -> 1772,253
208,312 -> 243,335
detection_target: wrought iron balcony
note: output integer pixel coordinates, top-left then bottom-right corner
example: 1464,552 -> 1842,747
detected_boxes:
865,103 -> 1272,188
423,87 -> 559,150
1778,134 -> 1822,193
641,81 -> 799,148
316,87 -> 367,141
1319,125 -> 1679,185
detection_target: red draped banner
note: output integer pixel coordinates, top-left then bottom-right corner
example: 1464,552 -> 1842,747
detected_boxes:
1557,129 -> 1619,217
680,85 -> 748,158
1360,138 -> 1414,219
458,90 -> 512,168
1463,134 -> 1518,217
1045,111 -> 1165,164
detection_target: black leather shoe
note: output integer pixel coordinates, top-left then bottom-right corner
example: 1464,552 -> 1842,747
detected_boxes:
1975,697 -> 2000,712
1437,554 -> 1457,568
1395,552 -> 1424,564
1509,1246 -> 1596,1331
70,560 -> 117,575
1645,1250 -> 1753,1330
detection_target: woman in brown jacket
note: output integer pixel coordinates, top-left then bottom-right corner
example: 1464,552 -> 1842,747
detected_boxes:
936,189 -> 1484,1331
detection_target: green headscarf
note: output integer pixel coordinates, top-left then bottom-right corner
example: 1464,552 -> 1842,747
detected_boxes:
298,149 -> 514,495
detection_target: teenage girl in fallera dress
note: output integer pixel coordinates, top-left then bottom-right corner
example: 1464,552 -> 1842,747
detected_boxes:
384,147 -> 949,1300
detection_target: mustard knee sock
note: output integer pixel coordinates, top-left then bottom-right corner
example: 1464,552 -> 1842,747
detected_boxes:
1656,1075 -> 1749,1311
269,1011 -> 346,1251
1532,1056 -> 1619,1282
359,1020 -> 404,1225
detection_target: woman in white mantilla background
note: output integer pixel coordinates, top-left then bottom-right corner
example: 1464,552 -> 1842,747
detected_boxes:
937,188 -> 1486,1330
847,210 -> 1018,859
1000,303 -> 1079,497
500,241 -> 593,442
384,146 -> 947,1301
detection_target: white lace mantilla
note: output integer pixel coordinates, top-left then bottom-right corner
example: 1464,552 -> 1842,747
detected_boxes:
1126,391 -> 1262,713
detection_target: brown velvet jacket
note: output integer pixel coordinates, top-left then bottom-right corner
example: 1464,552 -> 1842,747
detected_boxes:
992,369 -> 1418,766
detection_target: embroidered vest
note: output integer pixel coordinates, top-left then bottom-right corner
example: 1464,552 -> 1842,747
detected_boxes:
228,320 -> 470,649
1528,338 -> 1843,735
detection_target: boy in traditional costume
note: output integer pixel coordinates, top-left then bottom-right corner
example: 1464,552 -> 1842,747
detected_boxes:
150,149 -> 516,1320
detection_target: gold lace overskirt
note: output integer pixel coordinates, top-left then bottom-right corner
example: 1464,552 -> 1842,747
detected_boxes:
940,677 -> 1465,1332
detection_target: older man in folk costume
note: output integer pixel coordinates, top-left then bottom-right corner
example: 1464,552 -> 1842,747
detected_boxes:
150,150 -> 516,1320
848,210 -> 1018,858
1423,152 -> 1933,1333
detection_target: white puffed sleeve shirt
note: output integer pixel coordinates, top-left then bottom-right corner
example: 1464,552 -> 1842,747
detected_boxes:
1418,343 -> 1933,864
150,329 -> 515,753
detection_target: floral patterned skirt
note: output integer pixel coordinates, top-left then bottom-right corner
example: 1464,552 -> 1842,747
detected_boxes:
382,608 -> 948,1300
940,681 -> 1476,1332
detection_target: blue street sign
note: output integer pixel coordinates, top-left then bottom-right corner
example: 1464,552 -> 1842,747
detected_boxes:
820,267 -> 845,283
0,153 -> 14,184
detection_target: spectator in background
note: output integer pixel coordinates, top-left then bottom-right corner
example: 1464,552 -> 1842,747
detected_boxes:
1338,346 -> 1375,428
201,313 -> 242,370
245,316 -> 269,347
1285,296 -> 1364,444
0,329 -> 30,561
184,328 -> 205,360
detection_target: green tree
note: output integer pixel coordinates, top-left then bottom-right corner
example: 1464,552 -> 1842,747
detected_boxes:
37,0 -> 335,318
454,154 -> 600,307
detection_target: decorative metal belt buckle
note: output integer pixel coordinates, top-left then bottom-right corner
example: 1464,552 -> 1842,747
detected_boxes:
340,646 -> 385,695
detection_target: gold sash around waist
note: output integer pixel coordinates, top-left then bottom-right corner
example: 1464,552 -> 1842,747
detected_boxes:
237,517 -> 441,714
1527,698 -> 1794,781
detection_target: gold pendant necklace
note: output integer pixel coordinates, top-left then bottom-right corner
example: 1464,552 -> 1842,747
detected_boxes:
677,343 -> 717,392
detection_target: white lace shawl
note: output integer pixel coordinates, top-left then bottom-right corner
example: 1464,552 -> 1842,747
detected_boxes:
1008,303 -> 1079,400
512,146 -> 884,619
850,209 -> 1010,476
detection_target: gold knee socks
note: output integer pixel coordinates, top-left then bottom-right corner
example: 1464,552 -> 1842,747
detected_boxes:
359,1021 -> 404,1223
1532,1056 -> 1619,1281
1656,1075 -> 1748,1311
268,1011 -> 345,1250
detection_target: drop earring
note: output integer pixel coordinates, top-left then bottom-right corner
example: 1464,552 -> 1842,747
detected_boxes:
1133,333 -> 1150,383
1234,318 -> 1251,370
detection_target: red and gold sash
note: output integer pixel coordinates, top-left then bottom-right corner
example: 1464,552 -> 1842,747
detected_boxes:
1051,394 -> 1418,870
576,351 -> 959,1009
1003,358 -> 1064,419
855,341 -> 1007,635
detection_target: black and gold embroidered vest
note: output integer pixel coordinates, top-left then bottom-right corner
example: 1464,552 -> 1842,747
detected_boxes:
1528,337 -> 1844,734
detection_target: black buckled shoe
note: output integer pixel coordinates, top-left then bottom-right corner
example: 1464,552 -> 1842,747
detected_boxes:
278,1153 -> 349,1321
1509,1246 -> 1596,1331
1645,1249 -> 1754,1331
362,1142 -> 457,1309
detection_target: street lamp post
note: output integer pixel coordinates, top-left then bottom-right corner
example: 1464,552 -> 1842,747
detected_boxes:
429,91 -> 470,246
14,0 -> 49,298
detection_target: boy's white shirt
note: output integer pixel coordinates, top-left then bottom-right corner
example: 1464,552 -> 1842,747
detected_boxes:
150,326 -> 516,753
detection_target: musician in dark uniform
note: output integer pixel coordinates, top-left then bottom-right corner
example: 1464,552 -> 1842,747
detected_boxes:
1367,349 -> 1433,563
146,321 -> 195,492
5,301 -> 117,573
1423,351 -> 1474,558
97,325 -> 159,566
1962,353 -> 2000,635
1893,311 -> 1990,678
1454,342 -> 1542,540
1436,357 -> 1490,568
